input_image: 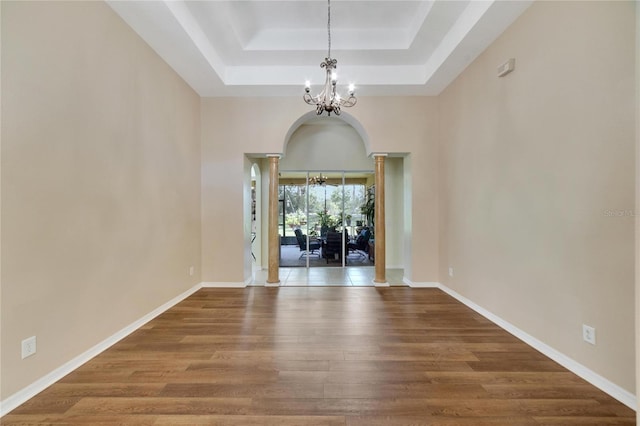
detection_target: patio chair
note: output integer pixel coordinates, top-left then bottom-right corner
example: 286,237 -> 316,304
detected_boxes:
294,229 -> 321,258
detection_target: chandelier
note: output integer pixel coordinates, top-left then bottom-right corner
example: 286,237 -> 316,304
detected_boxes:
303,0 -> 357,116
308,173 -> 327,186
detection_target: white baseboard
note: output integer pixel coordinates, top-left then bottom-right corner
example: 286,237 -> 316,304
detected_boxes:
201,281 -> 248,288
403,277 -> 439,288
0,283 -> 203,417
435,282 -> 637,411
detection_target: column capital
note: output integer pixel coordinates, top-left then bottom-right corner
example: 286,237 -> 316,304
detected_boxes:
266,153 -> 282,159
370,152 -> 388,158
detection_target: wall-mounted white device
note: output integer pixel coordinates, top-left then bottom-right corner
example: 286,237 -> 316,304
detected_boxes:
497,58 -> 516,77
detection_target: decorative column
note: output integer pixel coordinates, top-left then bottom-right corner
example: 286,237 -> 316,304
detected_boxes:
266,155 -> 281,286
373,154 -> 388,286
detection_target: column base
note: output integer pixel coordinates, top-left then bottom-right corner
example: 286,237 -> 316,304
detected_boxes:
265,281 -> 280,287
373,281 -> 390,287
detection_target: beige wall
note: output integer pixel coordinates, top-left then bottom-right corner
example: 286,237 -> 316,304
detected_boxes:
635,0 -> 639,418
439,0 -> 636,393
0,0 -> 4,400
385,157 -> 405,269
201,97 -> 439,284
1,1 -> 201,399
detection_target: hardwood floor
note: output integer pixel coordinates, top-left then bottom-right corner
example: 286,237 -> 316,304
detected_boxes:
2,287 -> 635,425
250,267 -> 405,286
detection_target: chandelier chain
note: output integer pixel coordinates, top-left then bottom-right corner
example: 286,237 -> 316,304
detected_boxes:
327,0 -> 331,59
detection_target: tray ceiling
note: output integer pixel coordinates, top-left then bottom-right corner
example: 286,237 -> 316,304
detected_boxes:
107,0 -> 532,97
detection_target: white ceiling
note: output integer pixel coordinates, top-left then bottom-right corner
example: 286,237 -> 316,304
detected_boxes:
107,0 -> 532,97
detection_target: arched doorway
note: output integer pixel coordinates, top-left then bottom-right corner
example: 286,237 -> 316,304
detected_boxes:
258,113 -> 402,285
278,116 -> 374,269
252,111 -> 407,286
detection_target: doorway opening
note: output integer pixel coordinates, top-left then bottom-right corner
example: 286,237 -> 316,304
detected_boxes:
279,170 -> 374,268
250,163 -> 262,271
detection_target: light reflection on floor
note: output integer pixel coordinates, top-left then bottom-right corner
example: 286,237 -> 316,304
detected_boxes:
250,267 -> 406,286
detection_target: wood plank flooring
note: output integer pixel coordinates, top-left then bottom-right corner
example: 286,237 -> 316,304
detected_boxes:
2,287 -> 635,425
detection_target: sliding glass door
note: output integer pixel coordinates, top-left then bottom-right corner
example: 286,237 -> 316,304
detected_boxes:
280,170 -> 372,268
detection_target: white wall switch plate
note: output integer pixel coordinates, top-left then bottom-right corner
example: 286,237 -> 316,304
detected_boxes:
448,267 -> 454,277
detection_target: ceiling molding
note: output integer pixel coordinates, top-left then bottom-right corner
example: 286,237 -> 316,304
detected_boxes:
107,0 -> 533,97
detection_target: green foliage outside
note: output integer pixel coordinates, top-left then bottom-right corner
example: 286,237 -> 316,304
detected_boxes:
279,183 -> 367,237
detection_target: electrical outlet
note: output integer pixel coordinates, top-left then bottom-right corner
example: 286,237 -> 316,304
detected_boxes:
21,336 -> 37,359
189,266 -> 194,276
448,266 -> 454,277
582,324 -> 596,345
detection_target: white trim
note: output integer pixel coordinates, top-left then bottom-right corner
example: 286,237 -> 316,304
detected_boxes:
201,281 -> 247,288
436,282 -> 637,411
264,281 -> 280,287
374,281 -> 390,287
403,277 -> 439,288
0,283 -> 202,417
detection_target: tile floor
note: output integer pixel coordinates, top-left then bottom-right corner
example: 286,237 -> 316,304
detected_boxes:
249,266 -> 406,286
279,244 -> 373,268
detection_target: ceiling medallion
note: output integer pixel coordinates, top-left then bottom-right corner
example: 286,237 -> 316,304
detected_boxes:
303,0 -> 357,116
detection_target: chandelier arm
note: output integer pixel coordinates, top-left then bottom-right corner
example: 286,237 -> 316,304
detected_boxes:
338,96 -> 357,108
304,92 -> 323,105
303,93 -> 315,105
